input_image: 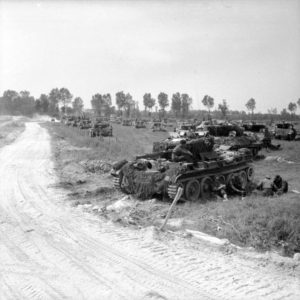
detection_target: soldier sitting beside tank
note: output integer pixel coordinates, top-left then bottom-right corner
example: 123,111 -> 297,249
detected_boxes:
262,128 -> 281,151
215,174 -> 289,200
172,139 -> 194,163
256,175 -> 288,196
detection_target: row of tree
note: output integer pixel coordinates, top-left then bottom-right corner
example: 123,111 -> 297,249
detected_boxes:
0,88 -> 299,121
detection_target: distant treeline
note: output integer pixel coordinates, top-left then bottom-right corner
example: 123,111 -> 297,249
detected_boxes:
0,88 -> 299,122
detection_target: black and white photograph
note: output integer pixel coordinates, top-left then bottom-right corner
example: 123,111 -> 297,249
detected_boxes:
0,0 -> 300,299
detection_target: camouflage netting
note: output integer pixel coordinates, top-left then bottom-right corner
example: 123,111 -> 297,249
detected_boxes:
216,135 -> 257,147
120,161 -> 183,199
186,137 -> 214,159
153,136 -> 214,154
205,124 -> 244,137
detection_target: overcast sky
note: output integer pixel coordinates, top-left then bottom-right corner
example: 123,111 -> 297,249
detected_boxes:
0,0 -> 299,112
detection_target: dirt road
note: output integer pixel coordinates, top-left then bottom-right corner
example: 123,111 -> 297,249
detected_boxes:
0,123 -> 299,300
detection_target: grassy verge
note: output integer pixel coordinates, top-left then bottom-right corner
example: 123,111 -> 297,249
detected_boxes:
45,122 -> 300,257
45,122 -> 169,162
0,117 -> 26,148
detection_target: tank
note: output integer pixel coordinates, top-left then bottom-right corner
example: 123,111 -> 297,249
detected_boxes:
89,122 -> 113,137
79,119 -> 92,129
274,122 -> 296,140
135,120 -> 147,129
153,134 -> 262,158
122,119 -> 133,126
111,137 -> 254,201
214,135 -> 263,157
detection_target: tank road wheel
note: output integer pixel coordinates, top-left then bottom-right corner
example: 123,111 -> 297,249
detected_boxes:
246,167 -> 255,181
200,176 -> 213,200
239,171 -> 248,189
185,180 -> 200,201
226,173 -> 234,186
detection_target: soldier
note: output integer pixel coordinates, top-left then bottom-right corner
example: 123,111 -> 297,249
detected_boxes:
262,128 -> 280,150
212,176 -> 228,201
227,173 -> 247,197
271,175 -> 288,195
172,140 -> 194,162
256,175 -> 288,196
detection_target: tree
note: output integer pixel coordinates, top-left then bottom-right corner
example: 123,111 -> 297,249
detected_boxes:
181,93 -> 192,118
48,88 -> 60,115
143,93 -> 155,115
288,102 -> 297,120
35,99 -> 42,113
59,88 -> 73,114
72,97 -> 84,115
267,107 -> 277,115
12,90 -> 35,116
158,92 -> 169,116
39,94 -> 49,114
116,91 -> 127,113
218,100 -> 229,119
245,98 -> 256,120
202,95 -> 214,117
297,98 -> 300,113
0,90 -> 19,114
102,94 -> 112,107
124,93 -> 135,117
171,92 -> 181,117
91,94 -> 104,116
281,108 -> 289,119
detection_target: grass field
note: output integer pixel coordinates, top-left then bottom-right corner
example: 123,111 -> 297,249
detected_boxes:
46,122 -> 300,256
0,116 -> 26,148
48,122 -> 169,162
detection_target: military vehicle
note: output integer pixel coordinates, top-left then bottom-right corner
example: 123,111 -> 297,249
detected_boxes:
176,123 -> 196,137
242,122 -> 266,133
79,119 -> 92,129
89,122 -> 113,137
111,137 -> 254,201
135,120 -> 147,129
274,122 -> 296,140
196,122 -> 244,137
65,116 -> 76,126
152,121 -> 167,132
153,133 -> 262,157
122,119 -> 133,126
214,135 -> 263,157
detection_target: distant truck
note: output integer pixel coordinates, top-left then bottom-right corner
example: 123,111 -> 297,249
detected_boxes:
274,122 -> 296,140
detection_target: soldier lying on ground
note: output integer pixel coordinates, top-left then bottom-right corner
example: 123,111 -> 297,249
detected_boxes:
172,139 -> 194,162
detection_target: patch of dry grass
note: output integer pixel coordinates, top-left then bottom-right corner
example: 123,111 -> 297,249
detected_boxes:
46,122 -> 169,162
0,118 -> 25,148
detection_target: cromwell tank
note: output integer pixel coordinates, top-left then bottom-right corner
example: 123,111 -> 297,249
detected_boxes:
89,121 -> 113,137
111,137 -> 254,201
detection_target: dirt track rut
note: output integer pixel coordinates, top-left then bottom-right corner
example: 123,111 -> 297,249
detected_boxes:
0,122 -> 299,299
